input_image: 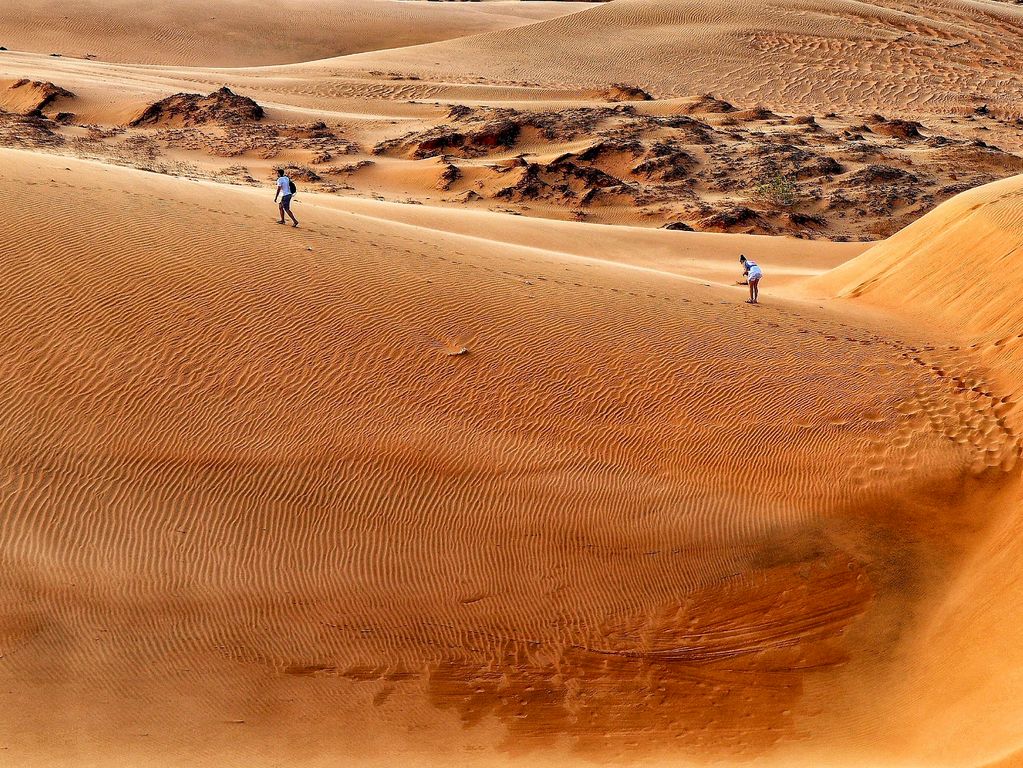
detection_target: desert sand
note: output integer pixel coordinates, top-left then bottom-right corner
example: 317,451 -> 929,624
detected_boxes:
0,1 -> 1021,766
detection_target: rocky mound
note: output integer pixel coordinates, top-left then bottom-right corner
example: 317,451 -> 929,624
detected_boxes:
129,86 -> 264,127
374,105 -> 628,159
1,79 -> 74,115
682,94 -> 735,114
603,83 -> 653,102
866,114 -> 925,140
399,98 -> 1023,239
492,155 -> 632,205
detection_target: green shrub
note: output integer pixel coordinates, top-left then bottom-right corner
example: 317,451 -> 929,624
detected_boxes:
754,174 -> 799,208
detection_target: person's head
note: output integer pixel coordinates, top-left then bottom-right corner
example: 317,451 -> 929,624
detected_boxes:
277,168 -> 285,177
739,254 -> 747,264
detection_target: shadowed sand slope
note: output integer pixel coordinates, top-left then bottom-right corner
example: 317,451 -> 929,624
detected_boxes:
0,148 -> 1021,766
0,0 -> 590,66
346,0 -> 1023,115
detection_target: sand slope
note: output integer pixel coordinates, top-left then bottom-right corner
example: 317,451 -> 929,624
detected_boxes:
0,148 -> 1020,766
810,173 -> 1023,412
807,173 -> 1023,766
345,0 -> 1023,115
0,0 -> 590,66
3,1 -> 1023,764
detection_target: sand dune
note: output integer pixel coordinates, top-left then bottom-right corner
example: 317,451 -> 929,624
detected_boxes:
4,0 -> 1023,765
810,173 -> 1023,408
0,0 -> 590,66
345,0 -> 1023,116
808,173 -> 1023,766
1,149 -> 1021,766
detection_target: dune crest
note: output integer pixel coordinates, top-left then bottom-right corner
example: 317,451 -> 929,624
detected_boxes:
0,77 -> 73,114
805,175 -> 1023,763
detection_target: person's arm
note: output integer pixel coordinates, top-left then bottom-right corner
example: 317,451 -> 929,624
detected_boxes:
274,182 -> 280,201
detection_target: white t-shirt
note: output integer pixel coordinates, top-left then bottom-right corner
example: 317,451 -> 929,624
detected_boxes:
277,176 -> 292,196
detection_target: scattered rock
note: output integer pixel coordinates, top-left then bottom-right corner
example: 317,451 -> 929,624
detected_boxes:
446,104 -> 474,121
698,206 -> 763,232
867,115 -> 924,140
850,164 -> 917,185
785,211 -> 827,228
577,139 -> 644,162
633,141 -> 697,181
0,110 -> 65,148
283,165 -> 321,183
376,118 -> 520,159
652,115 -> 716,144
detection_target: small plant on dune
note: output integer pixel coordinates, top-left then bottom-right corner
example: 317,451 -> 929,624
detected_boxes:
753,174 -> 800,209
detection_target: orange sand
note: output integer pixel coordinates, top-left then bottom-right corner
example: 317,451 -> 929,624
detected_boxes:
0,2 -> 1021,766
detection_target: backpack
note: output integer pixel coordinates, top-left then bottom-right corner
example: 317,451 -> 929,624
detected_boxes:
288,178 -> 297,195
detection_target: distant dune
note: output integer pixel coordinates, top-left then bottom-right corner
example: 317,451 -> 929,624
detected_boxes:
0,0 -> 591,65
347,0 -> 1023,115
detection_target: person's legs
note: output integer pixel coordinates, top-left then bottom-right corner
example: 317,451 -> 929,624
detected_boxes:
751,277 -> 759,303
282,195 -> 298,226
278,201 -> 286,224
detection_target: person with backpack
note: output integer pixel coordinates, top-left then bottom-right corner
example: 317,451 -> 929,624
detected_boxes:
274,168 -> 299,227
737,254 -> 762,304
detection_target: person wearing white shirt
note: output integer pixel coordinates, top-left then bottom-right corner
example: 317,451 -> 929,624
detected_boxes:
738,254 -> 763,304
274,168 -> 299,227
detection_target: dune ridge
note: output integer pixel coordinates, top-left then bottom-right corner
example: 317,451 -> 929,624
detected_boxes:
810,173 -> 1023,412
808,174 -> 1023,766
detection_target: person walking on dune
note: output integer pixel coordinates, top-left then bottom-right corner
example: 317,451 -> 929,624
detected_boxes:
274,168 -> 299,227
738,254 -> 762,304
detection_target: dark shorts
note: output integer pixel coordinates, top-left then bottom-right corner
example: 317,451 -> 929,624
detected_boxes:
280,193 -> 293,210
